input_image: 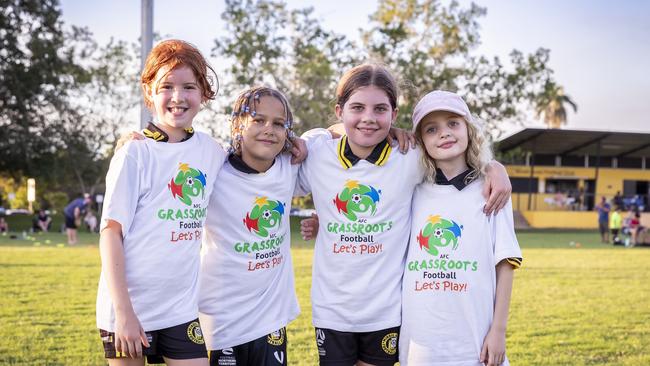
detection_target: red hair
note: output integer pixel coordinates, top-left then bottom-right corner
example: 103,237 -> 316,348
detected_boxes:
140,39 -> 218,109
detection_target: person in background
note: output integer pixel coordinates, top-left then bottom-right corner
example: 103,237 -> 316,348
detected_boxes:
64,194 -> 92,245
85,210 -> 98,233
34,210 -> 52,232
595,197 -> 610,243
0,217 -> 8,233
609,206 -> 623,245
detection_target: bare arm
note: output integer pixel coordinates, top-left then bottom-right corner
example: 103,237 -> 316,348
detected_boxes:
327,123 -> 345,138
480,260 -> 514,366
483,161 -> 512,216
100,220 -> 149,358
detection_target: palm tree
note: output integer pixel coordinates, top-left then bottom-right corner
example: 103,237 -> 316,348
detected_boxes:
535,81 -> 578,129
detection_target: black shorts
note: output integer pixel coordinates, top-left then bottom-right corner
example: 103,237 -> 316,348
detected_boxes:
208,327 -> 287,366
64,215 -> 77,229
315,326 -> 399,366
100,319 -> 207,363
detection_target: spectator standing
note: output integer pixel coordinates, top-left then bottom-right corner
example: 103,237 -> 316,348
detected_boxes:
64,194 -> 92,245
595,197 -> 611,243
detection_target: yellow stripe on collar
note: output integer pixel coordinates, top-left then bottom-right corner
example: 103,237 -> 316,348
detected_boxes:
337,135 -> 353,169
143,128 -> 165,141
337,135 -> 393,169
375,142 -> 392,166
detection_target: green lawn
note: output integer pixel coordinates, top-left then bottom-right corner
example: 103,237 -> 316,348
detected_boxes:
0,225 -> 649,365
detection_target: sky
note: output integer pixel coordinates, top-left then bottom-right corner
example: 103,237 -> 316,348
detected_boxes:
58,0 -> 650,136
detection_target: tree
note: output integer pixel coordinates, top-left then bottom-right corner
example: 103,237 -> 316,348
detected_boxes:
213,0 -> 357,133
62,35 -> 141,194
362,0 -> 565,136
535,80 -> 578,129
0,0 -> 89,179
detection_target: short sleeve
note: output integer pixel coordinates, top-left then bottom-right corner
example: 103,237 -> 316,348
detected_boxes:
491,198 -> 523,269
100,143 -> 141,235
294,128 -> 332,197
301,128 -> 332,145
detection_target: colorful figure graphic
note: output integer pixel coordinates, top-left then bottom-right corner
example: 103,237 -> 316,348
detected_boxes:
333,180 -> 382,221
168,163 -> 207,206
243,196 -> 285,237
417,215 -> 463,256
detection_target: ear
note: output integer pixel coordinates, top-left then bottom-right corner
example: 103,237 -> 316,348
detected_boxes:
391,107 -> 399,124
335,104 -> 343,120
142,83 -> 154,108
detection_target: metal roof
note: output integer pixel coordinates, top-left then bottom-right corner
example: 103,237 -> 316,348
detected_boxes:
496,128 -> 650,158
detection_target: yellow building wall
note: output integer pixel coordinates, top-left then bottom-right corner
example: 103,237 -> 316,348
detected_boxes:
506,165 -> 650,198
520,211 -> 597,229
520,211 -> 650,229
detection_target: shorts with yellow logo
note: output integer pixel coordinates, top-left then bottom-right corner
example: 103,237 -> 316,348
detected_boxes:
208,327 -> 287,366
100,318 -> 207,363
315,326 -> 399,366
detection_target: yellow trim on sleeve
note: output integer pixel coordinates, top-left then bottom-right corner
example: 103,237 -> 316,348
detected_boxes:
506,257 -> 522,269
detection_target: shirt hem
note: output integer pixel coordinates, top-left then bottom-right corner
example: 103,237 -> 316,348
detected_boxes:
312,316 -> 401,333
97,312 -> 198,333
205,310 -> 299,350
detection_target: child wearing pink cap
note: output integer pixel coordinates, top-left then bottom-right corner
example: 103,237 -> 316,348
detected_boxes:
399,91 -> 522,366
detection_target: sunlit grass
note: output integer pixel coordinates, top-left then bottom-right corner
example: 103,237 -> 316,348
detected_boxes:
0,229 -> 648,365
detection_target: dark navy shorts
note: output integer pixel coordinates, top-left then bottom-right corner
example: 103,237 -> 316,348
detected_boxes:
208,327 -> 287,366
315,326 -> 399,366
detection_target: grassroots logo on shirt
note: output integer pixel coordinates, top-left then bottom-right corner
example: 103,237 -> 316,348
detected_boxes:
333,180 -> 381,221
243,196 -> 285,238
417,215 -> 463,256
167,163 -> 207,206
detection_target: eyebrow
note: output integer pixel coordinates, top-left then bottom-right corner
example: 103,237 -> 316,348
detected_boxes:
348,102 -> 391,107
252,113 -> 286,121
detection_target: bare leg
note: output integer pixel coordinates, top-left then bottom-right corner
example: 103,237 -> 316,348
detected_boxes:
67,228 -> 77,245
164,357 -> 209,366
108,357 -> 145,366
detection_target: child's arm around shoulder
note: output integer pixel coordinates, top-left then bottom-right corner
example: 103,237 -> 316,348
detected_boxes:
483,161 -> 512,216
99,221 -> 150,358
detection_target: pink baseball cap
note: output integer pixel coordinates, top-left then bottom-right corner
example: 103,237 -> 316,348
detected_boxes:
411,90 -> 472,132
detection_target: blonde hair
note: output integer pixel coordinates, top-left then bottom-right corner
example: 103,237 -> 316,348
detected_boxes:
415,113 -> 493,183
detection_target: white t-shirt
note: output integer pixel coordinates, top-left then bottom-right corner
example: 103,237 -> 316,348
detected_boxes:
400,178 -> 522,366
96,132 -> 226,332
297,133 -> 424,332
198,153 -> 300,350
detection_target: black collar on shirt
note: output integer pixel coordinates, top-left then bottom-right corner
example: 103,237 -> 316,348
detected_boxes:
434,168 -> 475,191
228,153 -> 277,174
142,122 -> 194,142
337,135 -> 392,169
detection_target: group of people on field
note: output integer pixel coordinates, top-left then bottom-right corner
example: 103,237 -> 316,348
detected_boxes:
96,39 -> 521,366
596,196 -> 647,246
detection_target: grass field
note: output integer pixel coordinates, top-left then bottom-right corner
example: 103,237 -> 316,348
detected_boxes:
1,223 -> 649,365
